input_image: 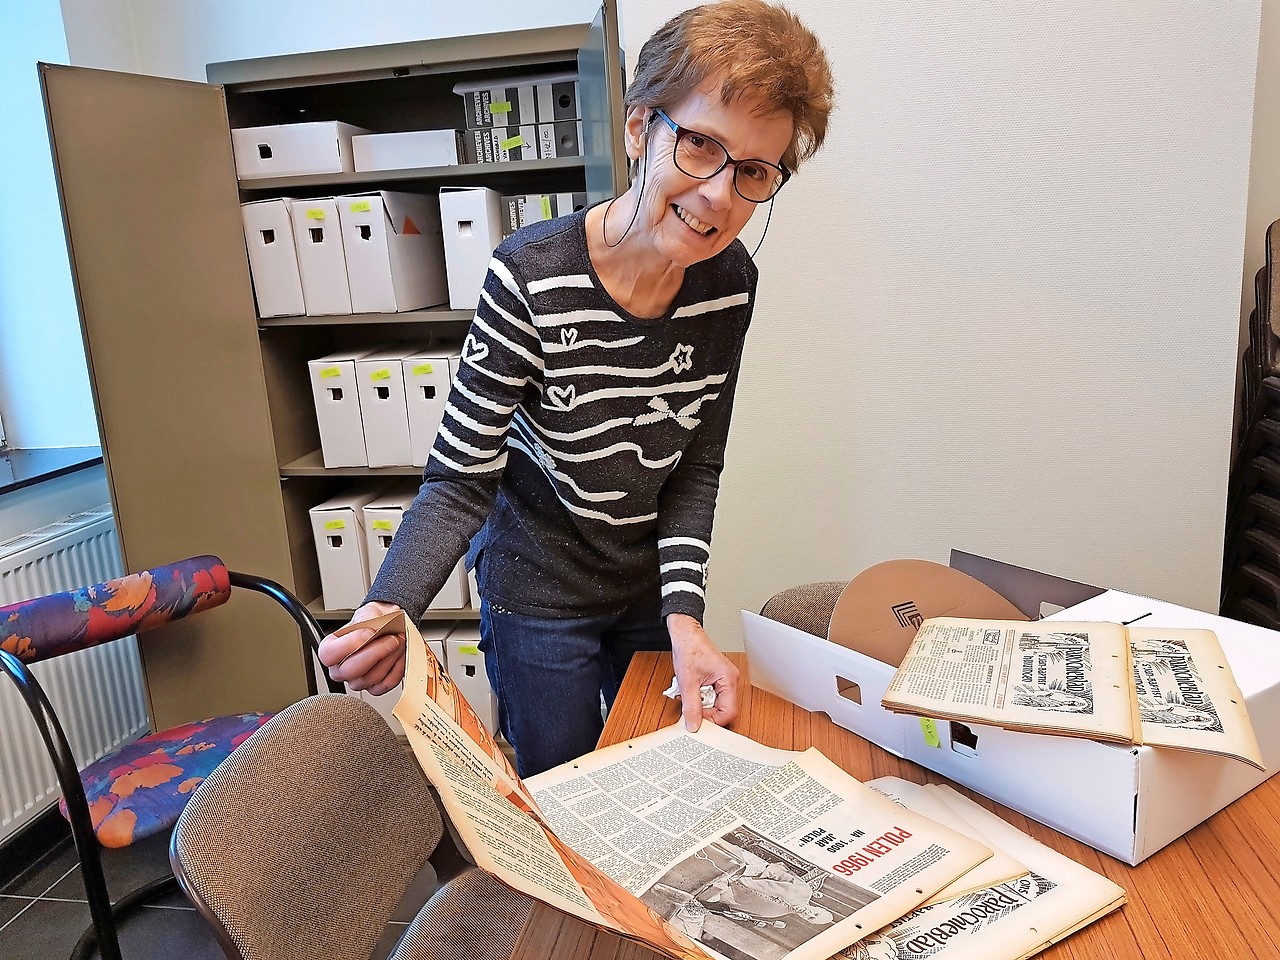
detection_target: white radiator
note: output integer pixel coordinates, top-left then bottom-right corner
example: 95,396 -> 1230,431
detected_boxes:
0,506 -> 149,844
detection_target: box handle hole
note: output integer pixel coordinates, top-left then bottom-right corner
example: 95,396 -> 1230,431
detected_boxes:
836,676 -> 862,705
358,224 -> 372,240
950,722 -> 979,757
376,386 -> 390,400
328,388 -> 343,401
309,227 -> 324,243
257,143 -> 272,159
421,385 -> 436,399
327,535 -> 342,548
260,229 -> 275,245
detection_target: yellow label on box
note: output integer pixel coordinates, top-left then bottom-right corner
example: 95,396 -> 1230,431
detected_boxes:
500,135 -> 524,151
306,208 -> 326,220
412,363 -> 435,376
319,367 -> 342,379
324,519 -> 345,530
349,200 -> 372,213
489,101 -> 512,115
540,196 -> 553,220
372,519 -> 393,531
457,644 -> 480,656
370,369 -> 391,382
919,718 -> 941,748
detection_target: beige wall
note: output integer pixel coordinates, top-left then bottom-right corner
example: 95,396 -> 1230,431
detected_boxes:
620,1 -> 1261,647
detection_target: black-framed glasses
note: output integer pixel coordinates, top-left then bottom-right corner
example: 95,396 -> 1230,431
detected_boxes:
653,108 -> 790,203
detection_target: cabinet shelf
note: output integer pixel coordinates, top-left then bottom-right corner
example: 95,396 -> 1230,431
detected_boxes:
238,157 -> 586,192
280,450 -> 424,477
307,598 -> 479,622
260,308 -> 472,328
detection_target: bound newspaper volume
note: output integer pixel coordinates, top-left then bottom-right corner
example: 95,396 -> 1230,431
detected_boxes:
879,618 -> 1264,769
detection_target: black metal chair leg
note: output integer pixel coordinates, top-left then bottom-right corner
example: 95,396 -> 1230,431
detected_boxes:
69,874 -> 180,960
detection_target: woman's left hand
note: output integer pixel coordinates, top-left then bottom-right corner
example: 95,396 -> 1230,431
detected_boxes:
667,613 -> 739,732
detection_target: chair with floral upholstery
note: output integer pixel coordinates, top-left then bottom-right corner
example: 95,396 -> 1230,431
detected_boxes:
0,555 -> 338,960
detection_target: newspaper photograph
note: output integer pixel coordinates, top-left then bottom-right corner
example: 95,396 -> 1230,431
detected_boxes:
1129,626 -> 1264,769
836,779 -> 1126,960
880,618 -> 1136,743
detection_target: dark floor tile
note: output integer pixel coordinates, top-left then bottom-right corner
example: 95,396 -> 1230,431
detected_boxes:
0,898 -> 222,960
0,895 -> 37,926
0,898 -> 90,959
3,843 -> 77,898
48,830 -> 173,904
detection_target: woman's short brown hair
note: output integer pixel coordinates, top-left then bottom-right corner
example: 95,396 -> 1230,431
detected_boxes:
624,0 -> 834,172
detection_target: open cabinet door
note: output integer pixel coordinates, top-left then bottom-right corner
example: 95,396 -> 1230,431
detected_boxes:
40,64 -> 308,727
579,1 -> 628,201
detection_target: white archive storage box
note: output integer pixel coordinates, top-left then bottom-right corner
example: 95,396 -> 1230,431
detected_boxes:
309,485 -> 387,612
231,121 -> 370,179
354,348 -> 414,468
742,553 -> 1280,865
240,199 -> 305,317
351,129 -> 466,172
308,349 -> 372,467
289,198 -> 352,316
404,342 -> 462,466
438,187 -> 504,310
336,191 -> 448,313
361,621 -> 454,736
446,623 -> 497,734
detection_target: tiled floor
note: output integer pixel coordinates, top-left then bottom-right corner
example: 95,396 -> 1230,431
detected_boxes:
0,828 -> 445,959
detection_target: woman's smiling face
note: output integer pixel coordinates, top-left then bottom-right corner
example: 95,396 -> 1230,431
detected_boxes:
623,77 -> 794,269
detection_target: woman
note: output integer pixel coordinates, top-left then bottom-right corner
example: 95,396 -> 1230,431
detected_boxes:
319,0 -> 834,777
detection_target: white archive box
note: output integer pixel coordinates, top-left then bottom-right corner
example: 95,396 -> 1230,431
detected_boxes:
351,129 -> 466,172
231,121 -> 370,179
742,553 -> 1280,866
403,342 -> 462,466
361,621 -> 454,736
445,623 -> 497,734
309,485 -> 388,612
289,198 -> 352,316
454,72 -> 580,128
240,199 -> 305,317
354,348 -> 415,467
438,187 -> 504,310
336,192 -> 448,313
308,349 -> 372,467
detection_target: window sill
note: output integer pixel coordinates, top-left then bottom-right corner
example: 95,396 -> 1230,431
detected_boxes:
0,447 -> 104,496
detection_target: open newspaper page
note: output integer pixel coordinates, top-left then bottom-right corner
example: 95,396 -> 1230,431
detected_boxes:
526,722 -> 799,884
880,618 -> 1136,743
1129,626 -> 1265,769
836,779 -> 1125,960
621,749 -> 993,960
384,614 -> 715,960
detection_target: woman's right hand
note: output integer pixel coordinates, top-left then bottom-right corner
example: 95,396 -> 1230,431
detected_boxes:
317,600 -> 408,695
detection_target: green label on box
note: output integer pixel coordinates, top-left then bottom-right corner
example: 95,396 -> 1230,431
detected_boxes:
370,369 -> 391,382
489,101 -> 512,115
412,363 -> 435,376
457,644 -> 479,656
919,717 -> 941,748
540,196 -> 553,220
324,519 -> 345,530
320,367 -> 341,379
372,519 -> 393,531
349,200 -> 372,213
500,135 -> 524,151
306,208 -> 326,220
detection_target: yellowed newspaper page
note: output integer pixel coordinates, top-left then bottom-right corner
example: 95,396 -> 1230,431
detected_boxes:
390,615 -> 714,960
627,750 -> 993,960
832,781 -> 1126,960
1129,626 -> 1265,769
527,722 -> 798,884
881,619 -> 1135,743
865,779 -> 1027,906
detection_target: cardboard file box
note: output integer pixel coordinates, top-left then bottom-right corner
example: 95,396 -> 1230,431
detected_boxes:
309,485 -> 387,611
500,192 -> 588,237
742,553 -> 1280,865
289,198 -> 352,316
454,72 -> 578,129
537,121 -> 583,159
404,342 -> 462,466
354,348 -> 415,467
536,76 -> 580,122
446,623 -> 497,734
465,125 -> 538,164
231,121 -> 369,179
438,187 -> 504,310
351,129 -> 465,171
240,199 -> 305,317
337,192 -> 448,313
308,349 -> 372,467
362,622 -> 454,735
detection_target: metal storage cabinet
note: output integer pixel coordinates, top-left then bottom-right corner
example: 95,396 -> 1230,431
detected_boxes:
41,6 -> 626,729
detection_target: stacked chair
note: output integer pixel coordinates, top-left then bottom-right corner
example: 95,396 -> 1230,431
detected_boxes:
1222,218 -> 1280,627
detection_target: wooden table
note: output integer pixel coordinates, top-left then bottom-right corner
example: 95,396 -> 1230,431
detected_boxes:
511,652 -> 1277,960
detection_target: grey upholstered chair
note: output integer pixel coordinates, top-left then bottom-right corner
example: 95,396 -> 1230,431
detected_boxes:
758,580 -> 851,638
170,693 -> 533,960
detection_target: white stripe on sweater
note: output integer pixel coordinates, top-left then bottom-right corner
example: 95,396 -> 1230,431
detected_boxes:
505,434 -> 627,502
660,560 -> 705,575
532,308 -> 629,328
429,449 -> 508,474
509,446 -> 656,524
659,537 -> 711,553
443,401 -> 507,437
437,424 -> 505,461
673,293 -> 750,318
470,313 -> 543,371
527,273 -> 593,293
661,582 -> 706,599
480,287 -> 537,339
543,336 -> 645,354
542,374 -> 728,410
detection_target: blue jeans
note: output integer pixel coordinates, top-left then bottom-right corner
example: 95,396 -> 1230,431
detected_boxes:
478,594 -> 670,778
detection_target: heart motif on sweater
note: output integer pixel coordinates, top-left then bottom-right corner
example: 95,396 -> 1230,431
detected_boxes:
547,384 -> 577,409
561,327 -> 579,347
463,334 -> 489,365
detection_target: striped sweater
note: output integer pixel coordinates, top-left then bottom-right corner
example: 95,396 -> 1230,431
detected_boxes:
367,208 -> 757,622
